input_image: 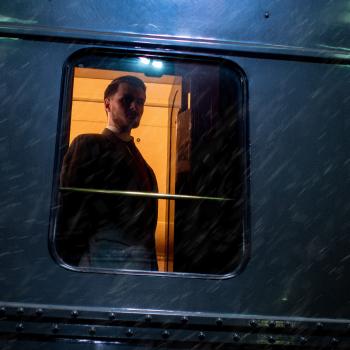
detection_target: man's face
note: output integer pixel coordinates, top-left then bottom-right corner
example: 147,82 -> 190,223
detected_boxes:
105,82 -> 146,132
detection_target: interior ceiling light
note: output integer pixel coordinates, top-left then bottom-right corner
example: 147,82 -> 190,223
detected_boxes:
152,60 -> 163,69
139,57 -> 151,65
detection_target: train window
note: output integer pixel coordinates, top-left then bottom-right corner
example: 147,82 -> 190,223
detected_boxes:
52,51 -> 248,277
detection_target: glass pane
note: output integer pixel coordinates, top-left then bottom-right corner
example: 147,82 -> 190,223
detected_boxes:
54,53 -> 247,276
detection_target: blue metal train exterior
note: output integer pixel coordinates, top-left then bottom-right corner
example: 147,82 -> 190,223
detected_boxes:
0,1 -> 349,349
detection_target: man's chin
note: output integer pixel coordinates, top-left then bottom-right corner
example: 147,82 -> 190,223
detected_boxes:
131,119 -> 141,129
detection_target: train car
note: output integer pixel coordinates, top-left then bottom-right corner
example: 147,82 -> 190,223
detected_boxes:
0,1 -> 349,349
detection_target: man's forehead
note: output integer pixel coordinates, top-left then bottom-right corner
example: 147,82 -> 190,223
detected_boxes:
117,82 -> 146,97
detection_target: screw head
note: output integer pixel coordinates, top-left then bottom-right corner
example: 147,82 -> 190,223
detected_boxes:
17,307 -> 24,315
89,327 -> 96,336
216,318 -> 223,327
233,333 -> 240,342
316,322 -> 324,330
109,312 -> 116,320
52,324 -> 59,334
181,316 -> 189,324
285,321 -> 292,328
268,320 -> 276,328
268,336 -> 276,344
264,11 -> 270,18
71,310 -> 79,318
162,330 -> 170,339
331,337 -> 340,346
299,336 -> 307,345
0,307 -> 6,315
249,319 -> 258,328
35,308 -> 43,317
145,314 -> 152,323
16,323 -> 24,332
126,328 -> 133,337
198,332 -> 205,340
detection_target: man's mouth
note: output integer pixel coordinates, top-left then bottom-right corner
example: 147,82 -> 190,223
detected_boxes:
127,112 -> 138,120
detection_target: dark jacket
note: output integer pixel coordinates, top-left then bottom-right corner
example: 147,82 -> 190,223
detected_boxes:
56,128 -> 158,270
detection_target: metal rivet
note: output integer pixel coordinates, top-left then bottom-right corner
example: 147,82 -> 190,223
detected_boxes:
264,11 -> 270,18
17,307 -> 24,315
136,138 -> 141,142
109,312 -> 116,320
0,307 -> 6,315
16,323 -> 23,332
126,329 -> 133,337
71,310 -> 79,318
331,337 -> 340,346
162,330 -> 170,339
250,319 -> 258,328
299,336 -> 307,345
216,318 -> 223,327
316,322 -> 324,330
181,316 -> 189,324
145,314 -> 152,323
198,332 -> 205,340
233,333 -> 240,342
52,324 -> 59,334
35,308 -> 43,317
268,320 -> 276,328
89,327 -> 96,336
268,336 -> 275,344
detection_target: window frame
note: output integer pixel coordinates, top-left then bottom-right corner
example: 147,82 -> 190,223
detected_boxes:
49,47 -> 250,279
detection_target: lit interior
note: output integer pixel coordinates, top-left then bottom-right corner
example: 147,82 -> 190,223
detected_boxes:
69,68 -> 182,271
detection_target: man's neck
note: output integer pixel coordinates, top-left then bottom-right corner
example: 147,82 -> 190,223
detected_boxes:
106,125 -> 132,142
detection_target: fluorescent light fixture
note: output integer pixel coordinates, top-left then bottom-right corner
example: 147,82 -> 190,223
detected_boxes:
152,60 -> 163,69
139,57 -> 150,65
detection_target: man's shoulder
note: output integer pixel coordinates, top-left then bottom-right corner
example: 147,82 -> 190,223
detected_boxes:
72,133 -> 106,142
68,132 -> 129,159
70,133 -> 110,147
66,134 -> 113,160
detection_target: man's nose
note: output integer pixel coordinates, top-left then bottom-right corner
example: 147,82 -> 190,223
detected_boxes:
129,100 -> 137,111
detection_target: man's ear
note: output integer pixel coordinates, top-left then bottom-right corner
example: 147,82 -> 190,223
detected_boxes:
104,97 -> 110,112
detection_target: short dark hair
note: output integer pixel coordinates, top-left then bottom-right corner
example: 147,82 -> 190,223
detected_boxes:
104,75 -> 146,100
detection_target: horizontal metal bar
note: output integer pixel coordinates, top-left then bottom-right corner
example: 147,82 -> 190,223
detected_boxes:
0,23 -> 349,64
60,187 -> 233,202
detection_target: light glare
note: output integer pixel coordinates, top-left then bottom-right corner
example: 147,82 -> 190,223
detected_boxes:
152,60 -> 163,69
139,57 -> 150,65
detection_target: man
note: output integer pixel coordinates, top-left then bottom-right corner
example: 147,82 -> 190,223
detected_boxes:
56,76 -> 158,271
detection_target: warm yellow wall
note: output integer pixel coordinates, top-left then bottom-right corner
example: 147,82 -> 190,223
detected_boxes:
69,69 -> 180,271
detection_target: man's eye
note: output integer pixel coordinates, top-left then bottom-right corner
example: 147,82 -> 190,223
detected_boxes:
121,95 -> 144,106
122,96 -> 133,104
136,99 -> 145,106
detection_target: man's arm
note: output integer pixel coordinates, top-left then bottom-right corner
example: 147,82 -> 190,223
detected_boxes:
57,135 -> 98,265
60,135 -> 97,188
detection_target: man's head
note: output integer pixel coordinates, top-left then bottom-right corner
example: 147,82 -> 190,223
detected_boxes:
104,76 -> 146,133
